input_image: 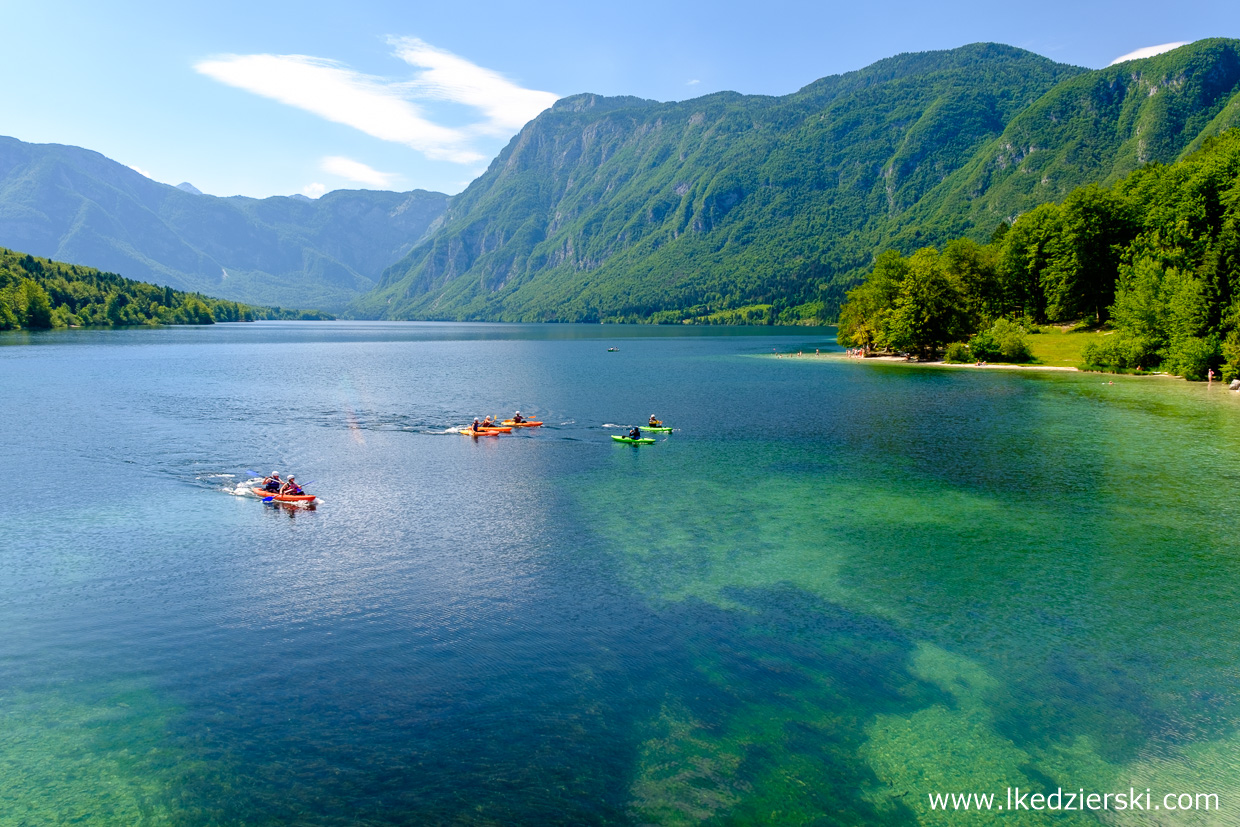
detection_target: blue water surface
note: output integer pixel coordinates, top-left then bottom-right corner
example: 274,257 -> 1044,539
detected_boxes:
4,322 -> 1240,825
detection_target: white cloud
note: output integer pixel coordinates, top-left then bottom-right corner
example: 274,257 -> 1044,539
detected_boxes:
195,53 -> 483,163
387,37 -> 558,136
302,182 -> 327,198
128,164 -> 153,178
195,39 -> 558,164
320,156 -> 398,188
686,79 -> 700,86
1109,42 -> 1189,66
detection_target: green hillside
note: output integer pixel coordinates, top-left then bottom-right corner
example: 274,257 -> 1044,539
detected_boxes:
358,39 -> 1240,324
896,38 -> 1240,243
0,247 -> 330,330
0,137 -> 448,313
837,128 -> 1240,380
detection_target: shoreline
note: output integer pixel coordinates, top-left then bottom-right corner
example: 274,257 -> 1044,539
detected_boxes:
773,351 -> 1186,379
859,354 -> 1080,372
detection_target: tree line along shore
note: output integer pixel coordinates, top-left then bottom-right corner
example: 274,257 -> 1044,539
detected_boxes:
0,248 -> 332,330
836,130 -> 1240,381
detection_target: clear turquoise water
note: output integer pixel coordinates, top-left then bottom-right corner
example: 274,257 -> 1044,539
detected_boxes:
3,322 -> 1240,825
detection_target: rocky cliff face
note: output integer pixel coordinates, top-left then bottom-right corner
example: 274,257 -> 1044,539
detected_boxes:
358,43 -> 1086,321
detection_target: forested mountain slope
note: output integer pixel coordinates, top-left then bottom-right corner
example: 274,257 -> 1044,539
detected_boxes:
0,137 -> 448,312
896,38 -> 1240,243
360,39 -> 1240,324
0,246 -> 329,330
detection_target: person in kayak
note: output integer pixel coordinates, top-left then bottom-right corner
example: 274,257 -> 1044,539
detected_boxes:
512,411 -> 525,423
279,476 -> 304,496
482,416 -> 496,428
471,418 -> 483,432
262,472 -> 282,492
628,426 -> 642,440
648,414 -> 660,426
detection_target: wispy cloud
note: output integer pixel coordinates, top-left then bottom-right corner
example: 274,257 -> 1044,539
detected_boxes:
1109,42 -> 1189,66
301,182 -> 327,198
321,156 -> 398,188
686,79 -> 700,86
388,37 -> 558,136
195,39 -> 558,164
196,53 -> 481,163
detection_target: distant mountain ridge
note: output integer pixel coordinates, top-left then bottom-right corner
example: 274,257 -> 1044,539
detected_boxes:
359,39 -> 1240,323
4,39 -> 1239,324
0,138 -> 448,312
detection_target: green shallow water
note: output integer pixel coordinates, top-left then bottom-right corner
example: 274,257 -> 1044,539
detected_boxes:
3,322 -> 1240,824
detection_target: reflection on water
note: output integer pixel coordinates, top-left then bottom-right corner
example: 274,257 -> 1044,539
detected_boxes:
3,322 -> 1240,824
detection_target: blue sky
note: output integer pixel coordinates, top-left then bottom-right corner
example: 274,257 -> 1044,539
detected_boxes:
3,0 -> 1235,198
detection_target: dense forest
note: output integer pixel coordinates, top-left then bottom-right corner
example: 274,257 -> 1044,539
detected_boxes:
0,247 -> 331,330
836,129 -> 1240,380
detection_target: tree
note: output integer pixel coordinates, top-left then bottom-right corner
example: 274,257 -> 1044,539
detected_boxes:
997,204 -> 1061,322
836,250 -> 908,349
21,280 -> 53,328
884,248 -> 967,357
1040,186 -> 1135,322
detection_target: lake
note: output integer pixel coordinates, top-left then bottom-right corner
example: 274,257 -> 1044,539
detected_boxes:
3,321 -> 1240,825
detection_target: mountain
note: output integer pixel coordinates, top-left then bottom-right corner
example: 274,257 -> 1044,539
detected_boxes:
0,138 -> 448,312
896,38 -> 1240,242
359,39 -> 1240,324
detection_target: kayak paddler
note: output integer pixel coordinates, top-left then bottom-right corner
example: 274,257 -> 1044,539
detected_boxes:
628,426 -> 642,440
648,414 -> 660,426
512,411 -> 524,424
262,471 -> 282,492
280,476 -> 304,496
471,417 -> 483,433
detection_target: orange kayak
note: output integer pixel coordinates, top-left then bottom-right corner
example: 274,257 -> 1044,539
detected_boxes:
502,419 -> 543,427
461,426 -> 511,435
251,487 -> 316,503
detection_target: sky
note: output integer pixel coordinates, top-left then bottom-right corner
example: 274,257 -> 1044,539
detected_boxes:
2,0 -> 1236,199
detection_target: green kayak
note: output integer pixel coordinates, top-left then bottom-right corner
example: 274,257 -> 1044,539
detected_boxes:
641,425 -> 673,432
612,435 -> 656,444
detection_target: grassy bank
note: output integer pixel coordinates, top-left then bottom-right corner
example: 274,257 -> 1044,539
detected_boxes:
1025,326 -> 1111,369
